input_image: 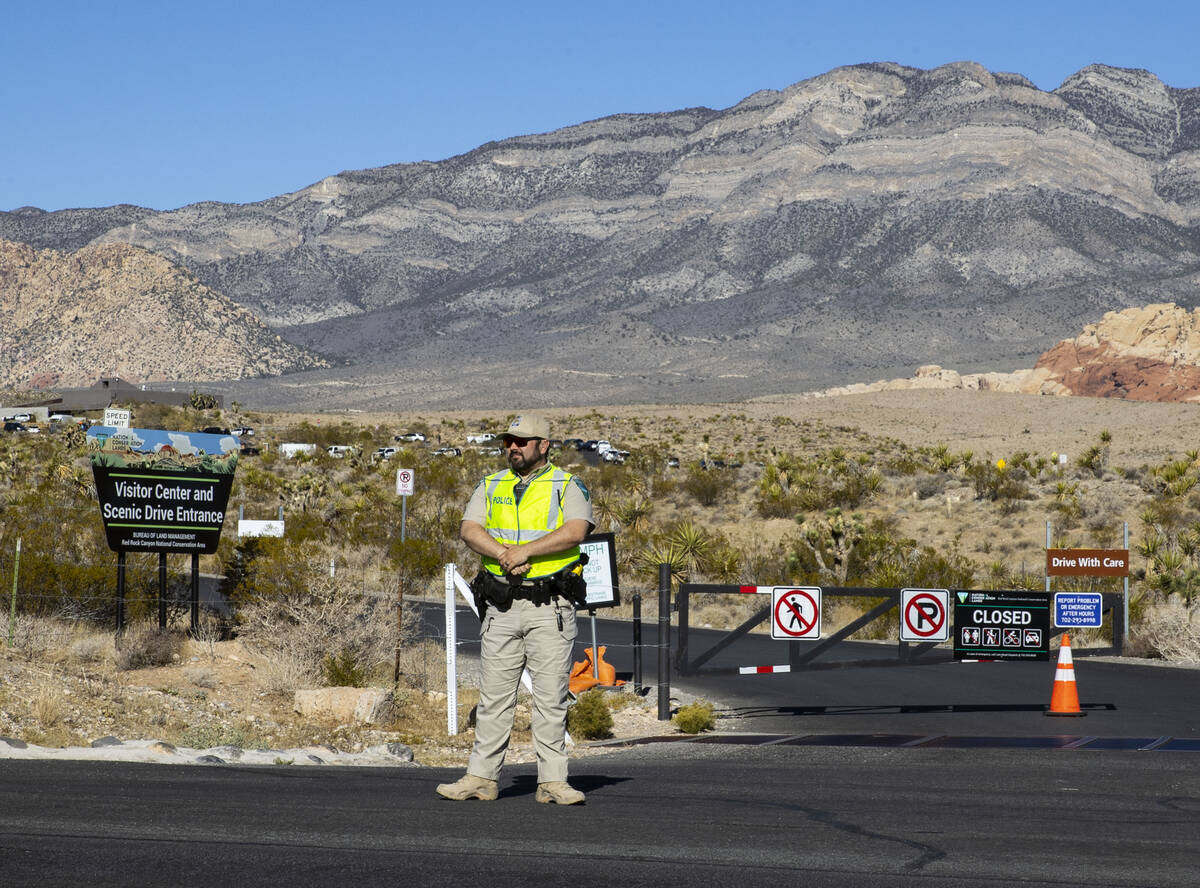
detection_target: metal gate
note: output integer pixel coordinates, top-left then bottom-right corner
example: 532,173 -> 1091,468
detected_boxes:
674,583 -> 1125,677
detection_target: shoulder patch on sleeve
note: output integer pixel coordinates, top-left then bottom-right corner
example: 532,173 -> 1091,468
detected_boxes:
570,475 -> 590,502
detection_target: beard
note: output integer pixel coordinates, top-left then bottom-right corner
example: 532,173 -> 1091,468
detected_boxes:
508,447 -> 544,474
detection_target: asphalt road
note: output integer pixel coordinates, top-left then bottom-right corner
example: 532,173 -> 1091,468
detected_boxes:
2,746 -> 1197,887
3,599 -> 1195,886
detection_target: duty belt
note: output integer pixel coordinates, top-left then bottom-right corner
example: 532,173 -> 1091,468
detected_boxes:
506,577 -> 555,600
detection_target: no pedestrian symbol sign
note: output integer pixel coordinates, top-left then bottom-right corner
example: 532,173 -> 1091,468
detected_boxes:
901,588 -> 950,642
771,587 -> 821,639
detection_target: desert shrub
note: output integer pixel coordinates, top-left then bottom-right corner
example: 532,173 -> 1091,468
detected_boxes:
966,461 -> 1031,506
1130,598 -> 1200,662
635,520 -> 741,586
681,462 -> 735,507
913,473 -> 948,500
567,689 -> 613,740
114,625 -> 183,670
323,650 -> 368,687
672,700 -> 715,734
178,722 -> 259,750
234,551 -> 398,692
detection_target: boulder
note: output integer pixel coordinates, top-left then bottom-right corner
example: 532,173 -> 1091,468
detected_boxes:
293,688 -> 395,725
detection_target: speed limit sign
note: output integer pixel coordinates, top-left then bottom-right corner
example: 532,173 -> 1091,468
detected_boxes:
396,468 -> 415,496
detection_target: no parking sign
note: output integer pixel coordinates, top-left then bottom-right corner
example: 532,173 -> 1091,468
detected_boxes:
901,588 -> 950,642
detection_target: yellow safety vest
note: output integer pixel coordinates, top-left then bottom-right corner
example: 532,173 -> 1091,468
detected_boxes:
481,463 -> 580,579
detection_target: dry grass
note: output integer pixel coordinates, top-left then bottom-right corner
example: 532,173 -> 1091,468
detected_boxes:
1133,599 -> 1200,662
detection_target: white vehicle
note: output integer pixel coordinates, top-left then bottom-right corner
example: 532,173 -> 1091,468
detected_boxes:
373,446 -> 398,460
233,426 -> 255,437
48,414 -> 74,423
466,433 -> 496,445
433,446 -> 462,457
395,432 -> 426,443
11,413 -> 31,423
602,449 -> 629,464
327,445 -> 359,458
596,440 -> 613,455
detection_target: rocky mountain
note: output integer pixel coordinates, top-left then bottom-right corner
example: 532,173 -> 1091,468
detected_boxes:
3,61 -> 1200,410
0,239 -> 327,389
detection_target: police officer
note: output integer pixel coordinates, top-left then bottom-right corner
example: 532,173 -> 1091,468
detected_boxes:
437,414 -> 593,804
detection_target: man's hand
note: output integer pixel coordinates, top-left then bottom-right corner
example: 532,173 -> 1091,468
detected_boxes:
498,544 -> 531,575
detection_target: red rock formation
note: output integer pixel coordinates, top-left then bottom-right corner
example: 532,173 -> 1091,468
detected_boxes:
1020,304 -> 1200,402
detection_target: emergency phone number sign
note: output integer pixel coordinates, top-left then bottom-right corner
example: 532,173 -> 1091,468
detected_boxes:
953,590 -> 1050,661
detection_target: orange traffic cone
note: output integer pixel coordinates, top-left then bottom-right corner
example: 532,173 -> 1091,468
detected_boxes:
1045,634 -> 1086,717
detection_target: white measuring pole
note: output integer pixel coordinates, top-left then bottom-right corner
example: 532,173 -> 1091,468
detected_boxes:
444,563 -> 458,735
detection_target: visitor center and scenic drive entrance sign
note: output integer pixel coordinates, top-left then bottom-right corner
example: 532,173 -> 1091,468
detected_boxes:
88,422 -> 240,631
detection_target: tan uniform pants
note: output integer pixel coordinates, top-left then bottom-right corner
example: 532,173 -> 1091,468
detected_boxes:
467,596 -> 577,784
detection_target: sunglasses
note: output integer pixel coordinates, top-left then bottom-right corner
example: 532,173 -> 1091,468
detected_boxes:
502,436 -> 537,447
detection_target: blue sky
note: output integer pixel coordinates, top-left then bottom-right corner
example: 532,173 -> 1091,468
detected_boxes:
3,0 -> 1196,212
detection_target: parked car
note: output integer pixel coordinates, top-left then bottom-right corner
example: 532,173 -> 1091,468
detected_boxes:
562,438 -> 584,450
596,440 -> 613,455
373,446 -> 398,460
327,445 -> 358,458
466,433 -> 496,445
666,456 -> 680,469
3,421 -> 26,433
199,426 -> 231,435
11,413 -> 32,423
602,449 -> 629,464
433,446 -> 461,457
395,432 -> 426,443
232,426 -> 255,437
578,440 -> 598,451
48,414 -> 75,423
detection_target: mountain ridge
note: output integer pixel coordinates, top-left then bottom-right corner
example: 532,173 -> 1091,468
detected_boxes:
3,61 -> 1200,410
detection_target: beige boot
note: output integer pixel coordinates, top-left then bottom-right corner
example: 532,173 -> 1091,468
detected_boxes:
436,774 -> 499,801
535,781 -> 585,805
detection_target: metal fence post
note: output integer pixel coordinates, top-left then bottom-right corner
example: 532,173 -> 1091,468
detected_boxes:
657,563 -> 671,721
632,593 -> 643,692
116,550 -> 126,635
190,553 -> 200,632
157,552 -> 168,629
1121,522 -> 1129,655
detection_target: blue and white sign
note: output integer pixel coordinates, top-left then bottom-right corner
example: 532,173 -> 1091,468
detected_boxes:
1053,592 -> 1104,628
